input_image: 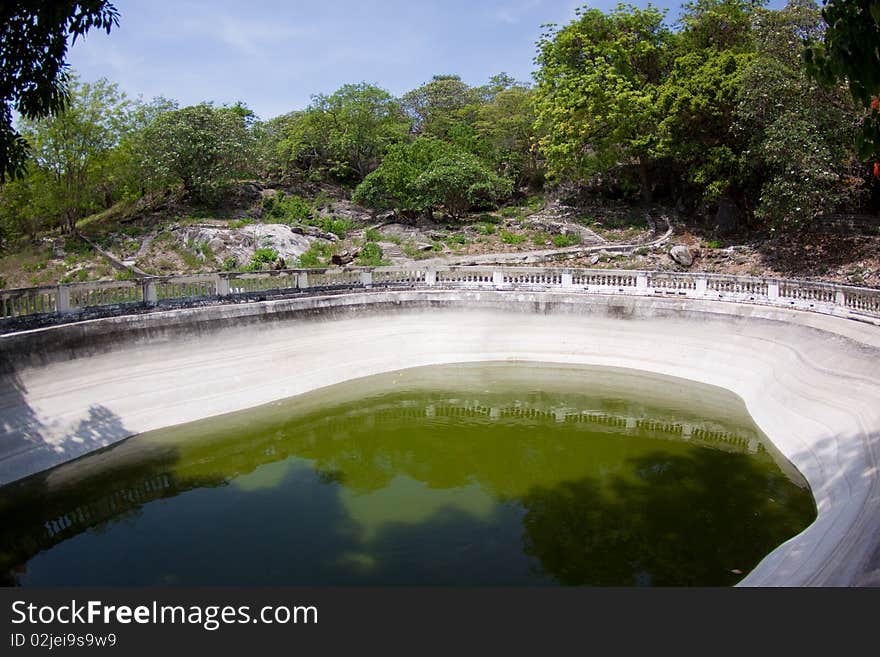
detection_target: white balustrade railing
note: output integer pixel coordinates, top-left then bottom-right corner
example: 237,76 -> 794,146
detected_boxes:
1,266 -> 879,325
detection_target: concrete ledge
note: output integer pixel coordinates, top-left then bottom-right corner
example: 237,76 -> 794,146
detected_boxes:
1,289 -> 879,586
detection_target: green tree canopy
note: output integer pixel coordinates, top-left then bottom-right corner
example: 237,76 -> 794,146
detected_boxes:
17,76 -> 129,234
533,4 -> 673,202
1,1 -> 118,182
402,75 -> 480,140
139,103 -> 255,203
274,84 -> 410,183
735,0 -> 864,230
804,0 -> 880,156
353,137 -> 511,218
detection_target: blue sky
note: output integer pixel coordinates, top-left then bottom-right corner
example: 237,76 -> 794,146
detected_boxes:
68,0 -> 787,120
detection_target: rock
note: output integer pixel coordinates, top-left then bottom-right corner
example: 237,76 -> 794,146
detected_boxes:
589,254 -> 601,266
670,245 -> 694,267
416,242 -> 434,251
289,225 -> 339,242
331,250 -> 356,266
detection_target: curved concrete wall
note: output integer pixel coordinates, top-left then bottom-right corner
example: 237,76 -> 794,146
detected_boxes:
1,289 -> 879,586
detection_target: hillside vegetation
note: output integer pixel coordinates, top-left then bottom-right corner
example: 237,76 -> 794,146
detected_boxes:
1,0 -> 879,290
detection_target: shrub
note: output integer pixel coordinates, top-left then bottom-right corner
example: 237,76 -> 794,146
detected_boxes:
353,137 -> 512,218
263,192 -> 313,224
356,241 -> 388,266
297,242 -> 332,267
500,230 -> 527,244
311,216 -> 354,238
245,247 -> 279,271
552,233 -> 581,247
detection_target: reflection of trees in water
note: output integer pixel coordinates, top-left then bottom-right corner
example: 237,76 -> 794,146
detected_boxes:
0,394 -> 814,586
519,451 -> 817,586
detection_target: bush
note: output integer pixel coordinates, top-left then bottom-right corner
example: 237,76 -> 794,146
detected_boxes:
552,233 -> 581,247
263,192 -> 313,224
353,137 -> 513,218
245,247 -> 279,271
356,241 -> 388,266
310,216 -> 354,238
297,242 -> 332,267
500,230 -> 527,244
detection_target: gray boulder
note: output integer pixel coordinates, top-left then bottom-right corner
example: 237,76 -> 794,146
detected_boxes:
669,245 -> 693,267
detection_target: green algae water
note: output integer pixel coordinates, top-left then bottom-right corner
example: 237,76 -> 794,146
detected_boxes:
0,363 -> 815,586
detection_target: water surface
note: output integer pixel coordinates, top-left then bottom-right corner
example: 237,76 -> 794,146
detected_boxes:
0,363 -> 815,586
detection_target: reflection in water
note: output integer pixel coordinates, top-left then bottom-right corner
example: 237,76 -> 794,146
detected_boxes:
0,363 -> 815,586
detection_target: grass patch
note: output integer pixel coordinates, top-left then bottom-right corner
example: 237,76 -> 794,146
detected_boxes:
356,242 -> 390,266
552,233 -> 581,247
245,247 -> 279,271
500,206 -> 525,219
298,242 -> 333,268
364,227 -> 382,242
263,192 -> 313,224
532,231 -> 550,246
500,230 -> 527,245
311,216 -> 355,239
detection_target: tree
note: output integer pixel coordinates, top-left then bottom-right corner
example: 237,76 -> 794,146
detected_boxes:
533,4 -> 673,202
17,76 -> 129,234
655,0 -> 757,211
414,151 -> 513,218
401,75 -> 480,140
139,103 -> 254,203
308,83 -> 410,181
804,0 -> 880,156
1,1 -> 119,182
473,84 -> 543,188
353,137 -> 455,216
353,137 -> 511,218
271,84 -> 409,184
735,0 -> 864,230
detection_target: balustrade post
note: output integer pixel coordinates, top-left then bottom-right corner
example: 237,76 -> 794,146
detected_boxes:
561,271 -> 573,289
144,280 -> 157,306
767,281 -> 779,301
636,274 -> 648,292
695,277 -> 708,297
299,272 -> 309,289
425,267 -> 436,286
492,270 -> 504,287
215,274 -> 230,297
56,285 -> 71,313
360,270 -> 373,288
835,290 -> 845,307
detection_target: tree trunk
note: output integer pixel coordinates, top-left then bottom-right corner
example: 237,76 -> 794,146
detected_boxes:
637,158 -> 653,205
